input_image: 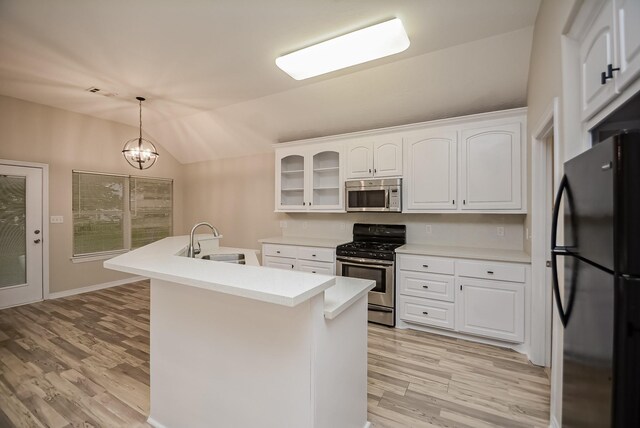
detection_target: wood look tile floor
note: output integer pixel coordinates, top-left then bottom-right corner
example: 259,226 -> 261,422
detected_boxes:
0,281 -> 550,427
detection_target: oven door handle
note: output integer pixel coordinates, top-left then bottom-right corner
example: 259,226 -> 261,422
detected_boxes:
368,306 -> 393,313
337,258 -> 394,267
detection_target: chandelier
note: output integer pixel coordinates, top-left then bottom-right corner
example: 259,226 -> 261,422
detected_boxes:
122,97 -> 159,170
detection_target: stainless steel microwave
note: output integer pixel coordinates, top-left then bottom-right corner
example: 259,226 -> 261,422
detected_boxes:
345,178 -> 402,212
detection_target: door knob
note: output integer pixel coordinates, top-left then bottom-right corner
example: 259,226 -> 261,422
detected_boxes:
34,239 -> 41,244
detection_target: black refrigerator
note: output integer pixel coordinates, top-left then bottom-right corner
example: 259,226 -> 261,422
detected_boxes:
551,131 -> 640,427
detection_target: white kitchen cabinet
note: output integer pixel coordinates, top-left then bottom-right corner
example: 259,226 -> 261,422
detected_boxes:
456,277 -> 524,343
404,129 -> 457,210
397,252 -> 529,345
275,143 -> 344,212
579,0 -> 618,120
345,137 -> 402,179
576,0 -> 640,119
261,243 -> 335,275
614,0 -> 640,91
460,122 -> 522,210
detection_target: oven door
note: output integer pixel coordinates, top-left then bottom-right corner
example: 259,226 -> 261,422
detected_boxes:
346,187 -> 390,212
336,257 -> 394,307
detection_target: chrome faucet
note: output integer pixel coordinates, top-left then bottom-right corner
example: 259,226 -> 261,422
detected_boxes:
188,222 -> 220,258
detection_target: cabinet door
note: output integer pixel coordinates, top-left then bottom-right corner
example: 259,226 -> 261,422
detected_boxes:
373,139 -> 402,177
460,123 -> 522,210
580,1 -> 617,120
346,141 -> 373,179
614,0 -> 640,91
276,151 -> 307,211
309,147 -> 343,211
456,277 -> 524,343
404,130 -> 457,211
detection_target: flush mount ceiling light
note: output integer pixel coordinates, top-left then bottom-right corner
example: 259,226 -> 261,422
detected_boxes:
275,18 -> 410,80
122,97 -> 159,170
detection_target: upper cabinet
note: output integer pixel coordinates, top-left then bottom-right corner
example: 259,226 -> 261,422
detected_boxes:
275,143 -> 344,212
460,123 -> 522,211
346,137 -> 402,179
404,129 -> 458,211
614,0 -> 640,91
578,0 -> 640,120
274,108 -> 526,214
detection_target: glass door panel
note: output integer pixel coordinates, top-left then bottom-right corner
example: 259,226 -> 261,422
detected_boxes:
0,175 -> 26,288
312,151 -> 340,208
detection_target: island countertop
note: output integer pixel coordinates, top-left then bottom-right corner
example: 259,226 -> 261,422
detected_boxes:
105,236 -> 374,316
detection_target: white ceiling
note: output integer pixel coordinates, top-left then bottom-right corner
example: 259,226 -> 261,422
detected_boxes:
0,0 -> 541,163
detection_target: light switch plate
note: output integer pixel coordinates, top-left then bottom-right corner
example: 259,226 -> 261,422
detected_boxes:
50,215 -> 64,224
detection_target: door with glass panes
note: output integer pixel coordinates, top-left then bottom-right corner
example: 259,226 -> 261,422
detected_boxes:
0,164 -> 43,308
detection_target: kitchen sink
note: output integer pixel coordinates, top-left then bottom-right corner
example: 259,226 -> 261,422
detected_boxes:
201,253 -> 246,265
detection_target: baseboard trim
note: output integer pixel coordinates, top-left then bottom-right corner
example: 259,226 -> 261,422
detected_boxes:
47,276 -> 146,299
147,417 -> 167,428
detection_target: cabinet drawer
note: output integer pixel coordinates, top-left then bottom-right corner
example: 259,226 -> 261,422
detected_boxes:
298,260 -> 335,275
398,254 -> 455,275
456,260 -> 525,283
297,246 -> 335,263
263,256 -> 296,270
399,271 -> 454,302
399,297 -> 455,330
262,244 -> 298,259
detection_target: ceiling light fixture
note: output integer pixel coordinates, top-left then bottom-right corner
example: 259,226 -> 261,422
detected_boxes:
275,18 -> 410,80
122,97 -> 159,170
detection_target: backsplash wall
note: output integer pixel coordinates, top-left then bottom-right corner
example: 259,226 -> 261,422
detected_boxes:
282,213 -> 525,250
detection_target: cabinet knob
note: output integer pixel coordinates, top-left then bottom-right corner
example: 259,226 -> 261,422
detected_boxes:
312,254 -> 316,257
374,169 -> 377,173
276,250 -> 280,254
368,169 -> 372,173
34,239 -> 41,244
312,271 -> 316,274
34,229 -> 41,235
291,264 -> 294,269
303,202 -> 306,206
422,311 -> 429,315
422,285 -> 429,289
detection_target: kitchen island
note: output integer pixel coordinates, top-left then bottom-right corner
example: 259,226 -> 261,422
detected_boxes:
105,236 -> 374,428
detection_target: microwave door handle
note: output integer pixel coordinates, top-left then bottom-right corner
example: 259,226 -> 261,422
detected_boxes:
385,189 -> 390,209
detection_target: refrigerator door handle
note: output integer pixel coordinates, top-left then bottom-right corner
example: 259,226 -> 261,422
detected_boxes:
551,174 -> 570,327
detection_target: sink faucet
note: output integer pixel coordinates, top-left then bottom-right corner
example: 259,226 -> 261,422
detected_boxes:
188,222 -> 220,258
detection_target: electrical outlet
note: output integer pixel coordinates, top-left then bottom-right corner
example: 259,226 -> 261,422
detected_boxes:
425,224 -> 432,234
50,216 -> 64,224
497,226 -> 505,237
279,221 -> 287,229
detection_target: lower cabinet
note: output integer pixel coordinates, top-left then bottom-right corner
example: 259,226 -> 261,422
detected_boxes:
261,243 -> 335,275
456,277 -> 524,343
397,253 -> 528,344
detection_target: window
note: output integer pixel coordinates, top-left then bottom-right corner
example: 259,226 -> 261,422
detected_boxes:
72,171 -> 172,257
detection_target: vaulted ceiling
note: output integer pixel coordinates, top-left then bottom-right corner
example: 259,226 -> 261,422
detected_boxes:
0,0 -> 540,163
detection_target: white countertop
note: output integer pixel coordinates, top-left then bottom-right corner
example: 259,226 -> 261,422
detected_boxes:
258,236 -> 349,248
105,236 -> 336,307
396,244 -> 531,263
105,236 -> 374,316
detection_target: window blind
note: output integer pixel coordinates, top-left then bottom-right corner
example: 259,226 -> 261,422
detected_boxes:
72,171 -> 173,256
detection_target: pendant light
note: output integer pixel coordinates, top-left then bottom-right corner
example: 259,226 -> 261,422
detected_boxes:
122,96 -> 159,170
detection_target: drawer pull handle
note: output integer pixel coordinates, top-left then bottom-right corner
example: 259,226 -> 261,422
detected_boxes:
487,270 -> 494,274
422,311 -> 429,315
422,285 -> 429,289
276,250 -> 281,254
291,264 -> 294,268
312,271 -> 316,274
312,254 -> 316,257
422,264 -> 429,268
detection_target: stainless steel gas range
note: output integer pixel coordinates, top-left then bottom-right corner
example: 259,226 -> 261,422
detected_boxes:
335,224 -> 406,327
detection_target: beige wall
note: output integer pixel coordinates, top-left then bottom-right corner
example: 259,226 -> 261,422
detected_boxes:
524,0 -> 578,254
0,95 -> 185,293
183,152 -> 283,250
